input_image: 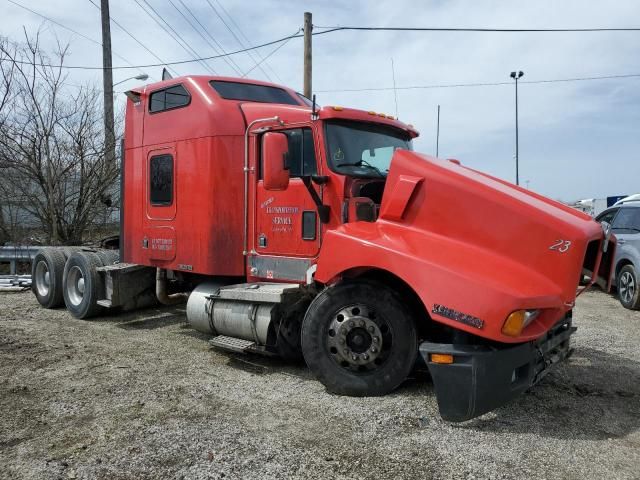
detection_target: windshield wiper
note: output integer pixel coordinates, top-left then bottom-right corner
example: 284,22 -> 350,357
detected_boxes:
335,159 -> 386,177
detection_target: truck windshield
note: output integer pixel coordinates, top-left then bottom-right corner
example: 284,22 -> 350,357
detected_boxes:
325,120 -> 412,178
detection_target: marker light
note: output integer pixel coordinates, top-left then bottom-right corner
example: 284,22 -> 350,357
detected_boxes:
332,106 -> 344,111
378,112 -> 386,117
386,115 -> 395,119
502,309 -> 540,337
430,353 -> 454,364
368,111 -> 377,115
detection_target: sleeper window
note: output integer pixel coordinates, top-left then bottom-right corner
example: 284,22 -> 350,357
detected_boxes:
149,84 -> 190,113
150,154 -> 173,205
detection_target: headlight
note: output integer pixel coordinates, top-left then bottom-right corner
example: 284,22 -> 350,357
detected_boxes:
502,309 -> 540,337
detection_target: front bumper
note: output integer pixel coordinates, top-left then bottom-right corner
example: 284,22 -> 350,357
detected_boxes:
420,314 -> 576,422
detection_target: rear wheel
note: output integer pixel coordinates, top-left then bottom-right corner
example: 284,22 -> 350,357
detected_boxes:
62,251 -> 105,319
301,281 -> 417,396
617,265 -> 640,310
31,248 -> 67,308
95,249 -> 119,267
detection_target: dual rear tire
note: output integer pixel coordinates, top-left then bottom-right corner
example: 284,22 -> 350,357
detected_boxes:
32,248 -> 118,319
32,249 -> 67,308
62,252 -> 106,319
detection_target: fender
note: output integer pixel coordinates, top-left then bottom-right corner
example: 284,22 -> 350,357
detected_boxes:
314,221 -> 567,344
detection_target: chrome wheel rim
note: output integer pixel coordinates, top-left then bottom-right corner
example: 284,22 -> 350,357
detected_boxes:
35,260 -> 50,297
620,271 -> 635,304
66,266 -> 85,306
326,304 -> 392,372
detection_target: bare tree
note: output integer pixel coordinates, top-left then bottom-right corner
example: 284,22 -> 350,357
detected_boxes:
0,31 -> 120,245
0,37 -> 18,244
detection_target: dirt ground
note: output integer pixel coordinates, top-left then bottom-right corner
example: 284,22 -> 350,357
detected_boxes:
1,288 -> 639,480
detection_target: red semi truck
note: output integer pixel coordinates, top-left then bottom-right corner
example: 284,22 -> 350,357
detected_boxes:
31,75 -> 615,421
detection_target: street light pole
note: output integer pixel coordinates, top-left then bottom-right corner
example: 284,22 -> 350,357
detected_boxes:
113,73 -> 149,87
510,70 -> 524,186
436,104 -> 440,157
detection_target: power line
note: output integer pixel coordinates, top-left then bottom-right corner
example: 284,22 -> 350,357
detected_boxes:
86,0 -> 179,77
241,29 -> 299,78
171,0 -> 242,76
7,0 -> 141,73
5,21 -> 640,71
312,26 -> 640,34
199,0 -> 259,77
0,29 -> 303,70
164,0 -> 224,74
315,73 -> 640,93
204,0 -> 272,81
213,0 -> 282,83
132,0 -> 216,74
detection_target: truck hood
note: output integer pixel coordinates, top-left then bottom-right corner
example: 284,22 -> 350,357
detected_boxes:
380,150 -> 601,246
315,150 -> 606,342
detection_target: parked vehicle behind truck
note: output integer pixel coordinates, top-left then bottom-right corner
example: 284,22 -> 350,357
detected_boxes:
596,200 -> 640,309
31,75 -> 615,421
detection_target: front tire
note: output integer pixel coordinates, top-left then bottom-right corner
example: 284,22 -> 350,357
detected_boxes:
617,265 -> 640,310
301,281 -> 417,396
62,252 -> 105,319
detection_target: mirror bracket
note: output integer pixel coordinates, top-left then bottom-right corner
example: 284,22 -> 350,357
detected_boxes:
311,174 -> 329,186
301,176 -> 330,223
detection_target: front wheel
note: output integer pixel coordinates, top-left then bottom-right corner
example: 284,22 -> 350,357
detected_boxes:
617,264 -> 640,310
301,281 -> 417,396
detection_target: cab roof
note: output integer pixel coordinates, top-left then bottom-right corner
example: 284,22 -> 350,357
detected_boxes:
126,75 -> 419,139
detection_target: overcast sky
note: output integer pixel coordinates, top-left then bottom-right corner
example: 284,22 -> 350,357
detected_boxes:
2,0 -> 639,201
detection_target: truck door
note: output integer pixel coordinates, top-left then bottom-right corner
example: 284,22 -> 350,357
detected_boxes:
253,127 -> 321,278
141,146 -> 177,264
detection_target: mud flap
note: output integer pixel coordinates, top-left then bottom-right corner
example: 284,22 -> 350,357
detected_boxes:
420,315 -> 576,422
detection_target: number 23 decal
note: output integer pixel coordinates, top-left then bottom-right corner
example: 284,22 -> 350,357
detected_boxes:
549,239 -> 572,253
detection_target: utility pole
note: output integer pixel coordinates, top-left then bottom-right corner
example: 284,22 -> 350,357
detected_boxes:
101,0 -> 116,167
303,12 -> 312,99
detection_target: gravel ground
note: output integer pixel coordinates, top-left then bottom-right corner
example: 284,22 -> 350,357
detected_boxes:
1,288 -> 639,479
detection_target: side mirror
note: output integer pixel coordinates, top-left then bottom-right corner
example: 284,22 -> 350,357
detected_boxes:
262,132 -> 290,191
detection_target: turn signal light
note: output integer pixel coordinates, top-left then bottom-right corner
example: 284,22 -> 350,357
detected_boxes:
502,309 -> 540,337
502,311 -> 526,336
430,353 -> 454,364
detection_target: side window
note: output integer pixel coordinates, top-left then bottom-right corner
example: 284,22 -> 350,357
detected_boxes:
597,209 -> 618,225
611,208 -> 640,233
282,128 -> 317,177
150,154 -> 173,205
149,84 -> 190,113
